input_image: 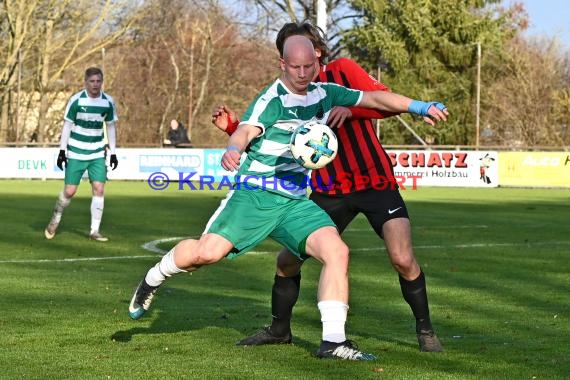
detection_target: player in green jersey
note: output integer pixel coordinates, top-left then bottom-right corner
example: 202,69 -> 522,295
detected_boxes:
44,67 -> 119,242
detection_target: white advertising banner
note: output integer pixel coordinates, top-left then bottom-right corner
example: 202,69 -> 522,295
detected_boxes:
106,148 -> 229,181
0,148 -> 63,179
0,148 -> 498,187
388,150 -> 499,188
0,148 -> 232,182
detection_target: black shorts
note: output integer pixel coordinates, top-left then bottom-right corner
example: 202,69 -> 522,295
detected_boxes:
309,188 -> 409,238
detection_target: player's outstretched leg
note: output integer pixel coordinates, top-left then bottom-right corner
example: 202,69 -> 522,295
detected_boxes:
128,246 -> 187,320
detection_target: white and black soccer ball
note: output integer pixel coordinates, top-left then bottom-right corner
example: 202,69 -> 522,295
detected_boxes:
289,121 -> 338,170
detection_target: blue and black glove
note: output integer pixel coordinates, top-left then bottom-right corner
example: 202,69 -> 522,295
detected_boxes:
56,150 -> 67,171
408,100 -> 447,117
110,154 -> 118,170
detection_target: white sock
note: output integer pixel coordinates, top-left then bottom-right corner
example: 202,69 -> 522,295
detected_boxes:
90,196 -> 104,234
318,300 -> 349,343
145,248 -> 186,287
53,191 -> 71,223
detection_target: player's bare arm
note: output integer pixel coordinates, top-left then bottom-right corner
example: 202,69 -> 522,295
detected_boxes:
221,124 -> 261,171
360,91 -> 449,126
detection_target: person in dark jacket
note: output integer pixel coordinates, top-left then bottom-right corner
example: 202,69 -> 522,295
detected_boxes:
163,119 -> 190,146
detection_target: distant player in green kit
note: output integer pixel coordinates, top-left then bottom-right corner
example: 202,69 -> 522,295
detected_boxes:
45,67 -> 119,242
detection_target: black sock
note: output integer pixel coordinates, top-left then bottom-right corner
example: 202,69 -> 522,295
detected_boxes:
399,270 -> 433,333
269,273 -> 301,336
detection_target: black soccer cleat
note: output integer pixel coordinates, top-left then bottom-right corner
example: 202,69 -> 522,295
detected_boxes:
128,279 -> 159,320
316,340 -> 377,361
236,326 -> 292,346
417,330 -> 444,352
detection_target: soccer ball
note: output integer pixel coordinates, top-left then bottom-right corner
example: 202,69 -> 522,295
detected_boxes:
290,121 -> 338,170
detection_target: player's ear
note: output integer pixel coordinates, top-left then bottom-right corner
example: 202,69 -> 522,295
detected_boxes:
279,57 -> 286,72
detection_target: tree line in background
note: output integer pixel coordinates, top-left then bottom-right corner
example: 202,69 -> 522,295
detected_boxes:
1,0 -> 568,148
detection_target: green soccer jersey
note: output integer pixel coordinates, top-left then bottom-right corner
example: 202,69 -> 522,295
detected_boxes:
237,79 -> 362,198
63,90 -> 118,160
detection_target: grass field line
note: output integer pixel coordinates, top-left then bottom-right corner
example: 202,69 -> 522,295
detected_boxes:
245,240 -> 570,254
0,255 -> 155,264
347,224 -> 489,232
1,239 -> 569,264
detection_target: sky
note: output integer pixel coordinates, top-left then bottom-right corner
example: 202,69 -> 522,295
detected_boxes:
506,0 -> 570,48
224,0 -> 570,49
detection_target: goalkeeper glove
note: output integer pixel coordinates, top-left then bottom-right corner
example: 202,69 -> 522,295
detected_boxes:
56,150 -> 67,171
110,154 -> 118,170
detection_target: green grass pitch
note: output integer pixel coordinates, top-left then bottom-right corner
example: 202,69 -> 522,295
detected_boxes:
0,179 -> 568,379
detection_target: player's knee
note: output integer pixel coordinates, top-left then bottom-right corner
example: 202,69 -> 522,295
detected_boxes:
320,240 -> 349,266
184,242 -> 223,266
192,249 -> 221,265
63,189 -> 77,198
390,252 -> 418,273
276,249 -> 302,276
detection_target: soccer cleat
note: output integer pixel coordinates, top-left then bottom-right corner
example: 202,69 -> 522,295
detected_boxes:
316,340 -> 377,361
236,326 -> 292,346
128,279 -> 159,320
417,330 -> 443,352
44,218 -> 59,240
89,232 -> 109,242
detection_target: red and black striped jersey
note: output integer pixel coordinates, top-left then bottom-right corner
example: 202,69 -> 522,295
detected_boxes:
310,58 -> 399,196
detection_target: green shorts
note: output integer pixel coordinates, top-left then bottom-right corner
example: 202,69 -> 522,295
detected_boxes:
64,157 -> 107,185
205,188 -> 336,260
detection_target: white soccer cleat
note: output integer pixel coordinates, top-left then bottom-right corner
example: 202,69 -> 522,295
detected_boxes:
89,232 -> 109,242
44,218 -> 59,240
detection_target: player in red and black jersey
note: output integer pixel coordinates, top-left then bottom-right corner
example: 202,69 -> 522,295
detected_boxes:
313,57 -> 398,196
212,22 -> 444,352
